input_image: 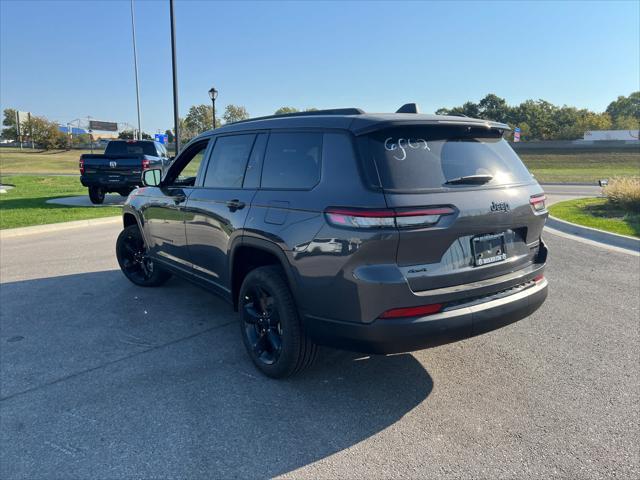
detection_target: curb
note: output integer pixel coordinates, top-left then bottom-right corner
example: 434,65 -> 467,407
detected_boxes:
0,216 -> 121,239
546,215 -> 640,253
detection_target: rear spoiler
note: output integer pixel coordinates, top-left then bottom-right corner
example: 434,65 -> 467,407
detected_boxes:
352,119 -> 511,136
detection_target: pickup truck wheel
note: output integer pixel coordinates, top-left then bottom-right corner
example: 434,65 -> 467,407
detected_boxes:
116,225 -> 171,287
239,266 -> 317,378
88,186 -> 105,204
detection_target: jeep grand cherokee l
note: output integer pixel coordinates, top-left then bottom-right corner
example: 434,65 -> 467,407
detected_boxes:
116,105 -> 548,378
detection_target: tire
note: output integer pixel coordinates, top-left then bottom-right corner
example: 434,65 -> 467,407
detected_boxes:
88,186 -> 105,204
116,224 -> 171,287
239,266 -> 317,378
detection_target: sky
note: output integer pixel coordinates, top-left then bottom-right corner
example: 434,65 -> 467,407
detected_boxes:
1,0 -> 638,133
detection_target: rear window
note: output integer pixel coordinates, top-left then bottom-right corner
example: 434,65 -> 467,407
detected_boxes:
105,141 -> 157,156
368,126 -> 533,191
261,132 -> 322,189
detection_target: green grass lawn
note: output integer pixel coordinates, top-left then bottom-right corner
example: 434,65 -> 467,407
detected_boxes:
549,197 -> 640,238
0,176 -> 120,229
520,151 -> 640,183
0,147 -> 94,174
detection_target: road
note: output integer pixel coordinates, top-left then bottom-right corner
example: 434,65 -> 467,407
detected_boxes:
1,222 -> 638,479
541,183 -> 602,206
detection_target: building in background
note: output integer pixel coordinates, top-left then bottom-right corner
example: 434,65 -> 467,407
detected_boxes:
583,130 -> 639,142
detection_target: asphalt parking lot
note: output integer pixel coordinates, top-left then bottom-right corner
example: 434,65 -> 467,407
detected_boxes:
1,222 -> 638,479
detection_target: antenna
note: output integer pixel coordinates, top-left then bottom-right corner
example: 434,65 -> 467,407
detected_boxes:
396,103 -> 420,114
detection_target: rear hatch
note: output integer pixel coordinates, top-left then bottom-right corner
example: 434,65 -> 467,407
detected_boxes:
363,124 -> 547,291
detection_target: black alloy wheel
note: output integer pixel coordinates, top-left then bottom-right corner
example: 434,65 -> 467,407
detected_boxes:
238,266 -> 317,378
242,284 -> 283,365
116,225 -> 171,287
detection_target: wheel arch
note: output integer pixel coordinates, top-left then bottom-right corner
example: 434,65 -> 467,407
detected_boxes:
230,237 -> 299,312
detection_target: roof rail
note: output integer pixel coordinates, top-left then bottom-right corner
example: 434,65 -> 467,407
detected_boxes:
230,107 -> 365,125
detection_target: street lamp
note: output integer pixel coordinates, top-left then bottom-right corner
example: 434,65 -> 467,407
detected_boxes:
208,87 -> 218,129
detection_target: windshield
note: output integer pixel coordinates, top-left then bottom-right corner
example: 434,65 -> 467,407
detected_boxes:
367,126 -> 533,191
105,141 -> 157,156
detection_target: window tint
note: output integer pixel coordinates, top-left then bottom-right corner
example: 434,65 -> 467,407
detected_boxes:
368,126 -> 533,191
105,141 -> 157,156
261,132 -> 322,189
204,134 -> 256,188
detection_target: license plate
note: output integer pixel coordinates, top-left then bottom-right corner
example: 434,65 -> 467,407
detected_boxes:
472,233 -> 507,266
107,175 -> 122,183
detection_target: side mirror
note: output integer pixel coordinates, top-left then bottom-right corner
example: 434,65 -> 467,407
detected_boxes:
142,168 -> 162,187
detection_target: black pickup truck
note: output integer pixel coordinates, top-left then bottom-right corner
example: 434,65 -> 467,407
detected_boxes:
80,140 -> 172,204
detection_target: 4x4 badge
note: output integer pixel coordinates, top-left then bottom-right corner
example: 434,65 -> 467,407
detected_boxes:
490,201 -> 510,212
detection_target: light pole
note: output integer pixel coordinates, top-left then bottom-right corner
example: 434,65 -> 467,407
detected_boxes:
208,87 -> 218,129
169,0 -> 180,153
130,0 -> 142,140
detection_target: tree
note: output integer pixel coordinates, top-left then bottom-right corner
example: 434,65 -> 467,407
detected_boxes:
184,104 -> 216,135
165,129 -> 174,144
612,115 -> 639,130
72,133 -> 91,146
478,94 -> 511,122
275,106 -> 299,115
24,115 -> 66,150
1,108 -> 18,141
223,104 -> 250,124
117,130 -> 151,140
118,130 -> 135,139
606,92 -> 640,121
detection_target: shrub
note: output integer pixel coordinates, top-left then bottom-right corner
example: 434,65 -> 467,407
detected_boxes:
603,177 -> 640,211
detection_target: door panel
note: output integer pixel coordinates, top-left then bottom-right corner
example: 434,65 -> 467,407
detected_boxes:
143,186 -> 192,268
184,133 -> 262,289
184,188 -> 256,287
142,139 -> 211,269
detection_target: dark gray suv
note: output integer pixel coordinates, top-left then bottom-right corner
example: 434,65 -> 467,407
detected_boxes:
117,106 -> 548,378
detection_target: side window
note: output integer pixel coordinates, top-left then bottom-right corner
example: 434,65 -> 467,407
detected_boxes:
203,134 -> 256,188
166,140 -> 210,186
261,132 -> 322,189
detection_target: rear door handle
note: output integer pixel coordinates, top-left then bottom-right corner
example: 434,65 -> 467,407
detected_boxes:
226,199 -> 245,210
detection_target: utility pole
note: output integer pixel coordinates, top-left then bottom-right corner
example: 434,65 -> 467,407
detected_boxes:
130,0 -> 142,140
169,0 -> 180,153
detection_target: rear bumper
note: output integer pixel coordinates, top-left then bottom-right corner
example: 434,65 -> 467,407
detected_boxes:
81,175 -> 141,189
305,278 -> 547,354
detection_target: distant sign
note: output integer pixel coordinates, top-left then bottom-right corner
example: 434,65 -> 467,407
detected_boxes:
154,133 -> 168,144
89,120 -> 118,132
514,127 -> 521,143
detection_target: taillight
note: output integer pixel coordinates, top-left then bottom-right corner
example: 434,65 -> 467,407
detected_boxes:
530,194 -> 546,212
325,207 -> 455,229
379,303 -> 443,319
533,274 -> 545,283
79,157 -> 84,174
142,159 -> 150,170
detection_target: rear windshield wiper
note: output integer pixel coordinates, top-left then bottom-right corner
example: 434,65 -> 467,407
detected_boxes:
444,174 -> 493,185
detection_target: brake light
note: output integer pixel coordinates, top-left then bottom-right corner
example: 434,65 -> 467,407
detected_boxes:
379,303 -> 443,319
79,157 -> 84,174
142,159 -> 150,170
325,207 -> 455,229
533,274 -> 545,283
530,194 -> 546,212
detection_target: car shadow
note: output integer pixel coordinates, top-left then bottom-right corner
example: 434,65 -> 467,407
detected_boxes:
1,270 -> 433,479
